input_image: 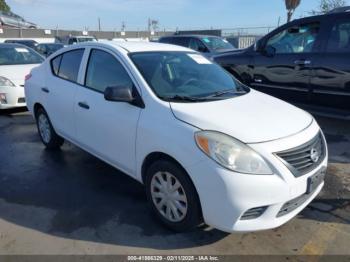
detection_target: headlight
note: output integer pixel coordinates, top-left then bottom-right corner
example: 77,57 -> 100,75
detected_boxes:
0,76 -> 15,87
195,131 -> 273,175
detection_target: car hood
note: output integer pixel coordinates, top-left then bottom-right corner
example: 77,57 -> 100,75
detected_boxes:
0,64 -> 39,86
170,90 -> 313,144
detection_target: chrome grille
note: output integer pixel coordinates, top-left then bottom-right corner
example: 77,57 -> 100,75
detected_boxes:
276,132 -> 325,177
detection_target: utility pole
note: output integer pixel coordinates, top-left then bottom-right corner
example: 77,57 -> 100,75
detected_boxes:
98,17 -> 101,31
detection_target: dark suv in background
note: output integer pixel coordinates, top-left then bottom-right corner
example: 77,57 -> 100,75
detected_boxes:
214,8 -> 350,119
159,35 -> 236,57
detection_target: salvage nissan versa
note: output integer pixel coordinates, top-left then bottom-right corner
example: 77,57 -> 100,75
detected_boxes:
25,41 -> 328,233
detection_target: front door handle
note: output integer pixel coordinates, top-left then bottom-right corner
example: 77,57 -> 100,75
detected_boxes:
78,102 -> 90,110
294,59 -> 311,66
41,87 -> 49,93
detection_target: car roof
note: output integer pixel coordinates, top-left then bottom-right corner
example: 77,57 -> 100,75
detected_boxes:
86,41 -> 193,53
38,43 -> 64,45
5,39 -> 37,43
0,43 -> 32,48
161,35 -> 218,39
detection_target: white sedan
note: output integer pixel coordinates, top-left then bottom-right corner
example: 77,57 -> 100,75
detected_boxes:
0,43 -> 44,109
25,41 -> 328,233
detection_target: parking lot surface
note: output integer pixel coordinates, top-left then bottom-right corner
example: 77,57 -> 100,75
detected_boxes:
0,108 -> 349,255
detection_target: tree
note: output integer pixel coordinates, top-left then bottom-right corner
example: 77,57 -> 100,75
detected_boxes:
0,0 -> 10,12
312,0 -> 346,14
285,0 -> 301,22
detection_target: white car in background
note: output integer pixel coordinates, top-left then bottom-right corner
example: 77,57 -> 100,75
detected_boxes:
0,43 -> 44,109
25,42 -> 328,233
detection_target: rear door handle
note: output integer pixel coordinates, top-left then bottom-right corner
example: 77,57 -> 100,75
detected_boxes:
78,102 -> 90,110
41,87 -> 49,93
294,60 -> 311,66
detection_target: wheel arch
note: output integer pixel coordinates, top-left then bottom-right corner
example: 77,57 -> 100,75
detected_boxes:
141,151 -> 203,219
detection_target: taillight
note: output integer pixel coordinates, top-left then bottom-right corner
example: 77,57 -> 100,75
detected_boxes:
25,73 -> 32,81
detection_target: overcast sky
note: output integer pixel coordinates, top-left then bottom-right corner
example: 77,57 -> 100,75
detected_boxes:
5,0 -> 350,31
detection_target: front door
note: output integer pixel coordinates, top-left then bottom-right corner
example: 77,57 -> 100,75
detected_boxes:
251,21 -> 321,105
74,48 -> 142,176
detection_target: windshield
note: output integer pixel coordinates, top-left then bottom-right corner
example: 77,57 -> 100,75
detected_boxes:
77,38 -> 97,43
0,46 -> 44,65
202,37 -> 234,51
130,51 -> 248,102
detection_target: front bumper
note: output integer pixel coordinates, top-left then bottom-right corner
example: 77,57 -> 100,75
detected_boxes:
0,86 -> 26,109
186,120 -> 328,233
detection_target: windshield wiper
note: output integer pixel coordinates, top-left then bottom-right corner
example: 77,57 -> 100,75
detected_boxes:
160,95 -> 208,102
204,89 -> 247,99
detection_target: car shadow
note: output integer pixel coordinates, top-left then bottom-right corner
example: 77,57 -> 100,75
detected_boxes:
0,114 -> 348,249
0,115 -> 230,249
0,107 -> 28,116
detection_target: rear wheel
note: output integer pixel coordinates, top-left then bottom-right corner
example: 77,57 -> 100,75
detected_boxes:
36,108 -> 64,149
145,160 -> 202,232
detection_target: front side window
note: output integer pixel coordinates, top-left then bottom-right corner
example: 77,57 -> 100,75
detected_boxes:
327,20 -> 350,52
0,46 -> 44,65
201,37 -> 234,51
130,51 -> 248,102
189,38 -> 208,52
85,49 -> 133,93
55,49 -> 84,82
266,23 -> 320,54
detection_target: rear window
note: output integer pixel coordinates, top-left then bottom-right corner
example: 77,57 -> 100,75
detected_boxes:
0,46 -> 44,65
51,49 -> 84,83
160,37 -> 190,47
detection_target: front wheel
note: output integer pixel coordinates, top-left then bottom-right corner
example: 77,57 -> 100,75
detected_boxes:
36,108 -> 64,149
145,160 -> 202,232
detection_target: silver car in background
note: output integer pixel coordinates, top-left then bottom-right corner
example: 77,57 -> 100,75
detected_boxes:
0,11 -> 37,29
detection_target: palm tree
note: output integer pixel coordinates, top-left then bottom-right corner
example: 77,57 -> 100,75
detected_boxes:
285,0 -> 301,22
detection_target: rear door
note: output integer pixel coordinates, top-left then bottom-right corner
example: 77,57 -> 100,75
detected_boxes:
45,48 -> 85,140
310,15 -> 350,114
252,20 -> 322,105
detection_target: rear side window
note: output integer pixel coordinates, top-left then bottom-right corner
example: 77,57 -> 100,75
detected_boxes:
161,37 -> 190,48
51,55 -> 62,75
172,37 -> 190,48
85,49 -> 133,93
327,20 -> 350,52
51,49 -> 84,83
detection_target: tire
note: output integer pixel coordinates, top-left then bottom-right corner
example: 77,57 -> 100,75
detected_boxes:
145,160 -> 202,232
35,108 -> 64,149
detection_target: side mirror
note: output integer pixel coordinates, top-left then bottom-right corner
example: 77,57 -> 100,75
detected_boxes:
104,85 -> 135,103
264,45 -> 276,57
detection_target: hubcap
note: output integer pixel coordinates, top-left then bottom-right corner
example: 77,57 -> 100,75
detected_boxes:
38,114 -> 51,143
151,171 -> 188,222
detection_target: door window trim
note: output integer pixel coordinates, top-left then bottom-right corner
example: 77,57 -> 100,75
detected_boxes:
82,48 -> 137,94
50,48 -> 85,85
